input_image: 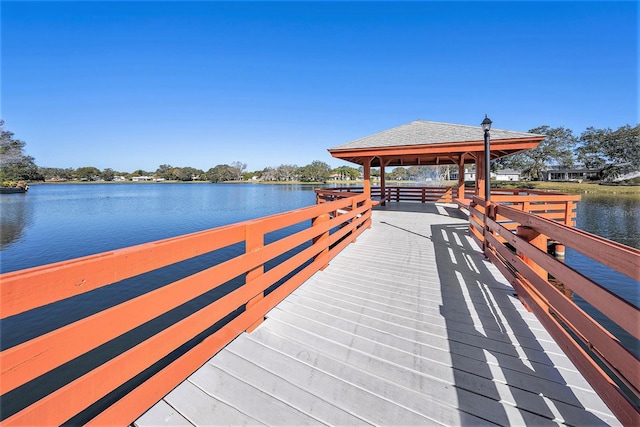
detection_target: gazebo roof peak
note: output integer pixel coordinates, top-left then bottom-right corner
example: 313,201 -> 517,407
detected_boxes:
330,119 -> 544,151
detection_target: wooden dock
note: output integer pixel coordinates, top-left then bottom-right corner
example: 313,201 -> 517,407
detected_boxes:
135,202 -> 617,426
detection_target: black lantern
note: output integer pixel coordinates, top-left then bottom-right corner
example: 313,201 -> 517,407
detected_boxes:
481,114 -> 492,132
481,115 -> 492,201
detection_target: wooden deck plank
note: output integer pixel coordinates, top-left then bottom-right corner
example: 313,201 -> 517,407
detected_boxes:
253,317 -> 607,426
260,311 -> 606,419
187,364 -> 319,426
205,351 -> 370,426
136,203 -> 619,426
265,304 -> 613,419
134,400 -> 193,427
291,279 -> 555,351
222,334 -> 455,426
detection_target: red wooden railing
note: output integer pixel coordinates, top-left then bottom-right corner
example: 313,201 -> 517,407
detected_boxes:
322,186 -> 579,228
0,193 -> 372,425
318,185 -> 455,203
471,195 -> 639,425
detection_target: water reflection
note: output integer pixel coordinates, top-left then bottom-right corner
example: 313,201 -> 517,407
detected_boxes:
570,193 -> 640,357
576,194 -> 640,249
0,194 -> 32,249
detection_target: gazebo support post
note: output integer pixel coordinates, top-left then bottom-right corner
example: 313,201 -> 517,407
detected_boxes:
476,150 -> 485,199
363,157 -> 373,202
457,154 -> 466,202
379,161 -> 386,206
379,157 -> 391,206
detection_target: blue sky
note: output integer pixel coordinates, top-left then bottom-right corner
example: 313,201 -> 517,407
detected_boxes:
2,1 -> 637,172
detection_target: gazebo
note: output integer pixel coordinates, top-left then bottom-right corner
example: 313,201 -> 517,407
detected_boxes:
328,120 -> 545,202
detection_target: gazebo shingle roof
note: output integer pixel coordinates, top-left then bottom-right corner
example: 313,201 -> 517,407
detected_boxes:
328,120 -> 545,167
330,120 -> 543,150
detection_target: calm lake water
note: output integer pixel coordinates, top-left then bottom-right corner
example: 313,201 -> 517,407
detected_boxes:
0,183 -> 638,421
1,183 -> 320,272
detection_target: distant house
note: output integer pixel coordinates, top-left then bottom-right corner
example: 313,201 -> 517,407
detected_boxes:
494,169 -> 520,181
543,168 -> 599,182
131,176 -> 152,181
450,169 -> 476,181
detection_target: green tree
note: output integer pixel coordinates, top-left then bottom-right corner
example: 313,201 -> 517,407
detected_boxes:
332,165 -> 359,180
496,126 -> 577,180
298,160 -> 332,182
242,171 -> 256,180
0,120 -> 42,184
131,169 -> 150,177
576,127 -> 608,170
602,125 -> 640,168
39,167 -> 74,181
101,168 -> 115,181
388,167 -> 409,181
176,167 -> 203,181
275,164 -> 299,181
406,166 -> 432,180
576,125 -> 640,180
75,166 -> 101,181
206,164 -> 234,183
155,164 -> 174,180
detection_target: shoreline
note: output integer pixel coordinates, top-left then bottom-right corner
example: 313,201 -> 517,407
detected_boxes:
30,179 -> 640,196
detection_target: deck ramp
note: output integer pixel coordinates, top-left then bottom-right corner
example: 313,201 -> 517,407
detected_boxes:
136,203 -> 618,426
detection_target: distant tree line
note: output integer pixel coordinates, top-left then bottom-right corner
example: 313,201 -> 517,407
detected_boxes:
2,120 -> 638,186
36,161 -> 349,184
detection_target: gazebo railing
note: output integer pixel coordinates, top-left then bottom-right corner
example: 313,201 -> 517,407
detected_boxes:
467,190 -> 580,247
317,185 -> 454,203
319,186 -> 579,230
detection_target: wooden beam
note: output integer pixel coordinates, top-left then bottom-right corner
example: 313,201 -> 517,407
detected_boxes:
363,157 -> 372,201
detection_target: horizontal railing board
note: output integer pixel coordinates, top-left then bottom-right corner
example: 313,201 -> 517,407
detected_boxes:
0,225 -> 247,319
495,204 -> 639,281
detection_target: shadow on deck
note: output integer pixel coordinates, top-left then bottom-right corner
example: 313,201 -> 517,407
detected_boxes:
137,203 -> 617,426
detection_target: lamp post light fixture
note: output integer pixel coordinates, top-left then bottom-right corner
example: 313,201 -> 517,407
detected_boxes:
481,114 -> 492,202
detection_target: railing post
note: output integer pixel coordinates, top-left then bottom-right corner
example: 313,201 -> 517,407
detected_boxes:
312,213 -> 331,270
516,225 -> 548,280
565,201 -> 574,226
482,201 -> 492,254
245,222 -> 265,333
